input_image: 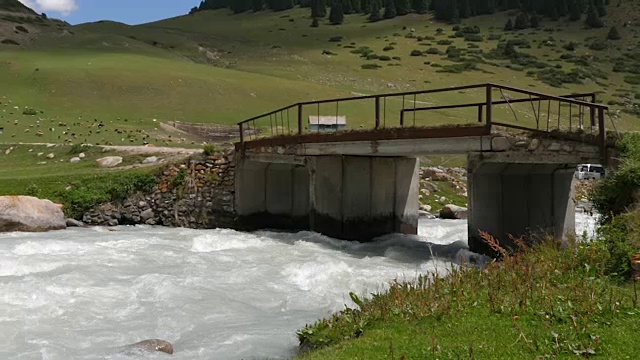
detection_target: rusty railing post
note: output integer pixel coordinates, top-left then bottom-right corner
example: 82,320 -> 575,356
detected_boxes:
297,104 -> 303,135
485,84 -> 493,128
400,110 -> 405,127
239,123 -> 244,144
598,107 -> 606,165
478,105 -> 483,123
590,94 -> 596,128
375,96 -> 381,129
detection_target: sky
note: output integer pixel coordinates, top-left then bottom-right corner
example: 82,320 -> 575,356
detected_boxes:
18,0 -> 201,25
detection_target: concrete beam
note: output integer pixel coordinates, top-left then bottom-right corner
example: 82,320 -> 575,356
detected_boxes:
244,153 -> 306,165
297,136 -> 491,157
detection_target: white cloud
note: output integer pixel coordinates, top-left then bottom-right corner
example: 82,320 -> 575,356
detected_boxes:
18,0 -> 78,16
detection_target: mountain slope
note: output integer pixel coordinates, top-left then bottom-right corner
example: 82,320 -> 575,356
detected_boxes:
0,2 -> 639,149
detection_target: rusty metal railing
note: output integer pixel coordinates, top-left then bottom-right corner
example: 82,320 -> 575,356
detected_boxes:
236,83 -> 611,160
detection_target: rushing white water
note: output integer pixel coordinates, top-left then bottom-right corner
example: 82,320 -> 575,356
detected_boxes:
0,214 -> 597,359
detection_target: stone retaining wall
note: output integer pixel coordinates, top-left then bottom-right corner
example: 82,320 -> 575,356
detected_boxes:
82,150 -> 237,229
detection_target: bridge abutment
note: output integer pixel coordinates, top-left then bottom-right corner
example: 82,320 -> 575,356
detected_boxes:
307,156 -> 419,240
467,154 -> 576,256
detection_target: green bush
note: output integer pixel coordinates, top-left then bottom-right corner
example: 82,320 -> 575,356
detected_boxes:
624,75 -> 640,85
409,49 -> 422,56
436,39 -> 453,45
382,45 -> 394,51
68,143 -> 91,155
464,34 -> 484,42
203,144 -> 217,156
361,63 -> 381,70
22,107 -> 37,115
596,211 -> 640,280
57,171 -> 156,219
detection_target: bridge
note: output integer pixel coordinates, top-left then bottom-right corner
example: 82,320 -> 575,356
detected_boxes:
233,83 -> 615,255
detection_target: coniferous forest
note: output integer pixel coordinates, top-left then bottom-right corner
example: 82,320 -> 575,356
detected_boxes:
190,0 -> 611,25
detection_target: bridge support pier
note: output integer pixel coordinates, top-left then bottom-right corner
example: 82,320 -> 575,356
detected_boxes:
235,155 -> 419,240
467,154 -> 576,256
235,159 -> 310,230
307,156 -> 419,240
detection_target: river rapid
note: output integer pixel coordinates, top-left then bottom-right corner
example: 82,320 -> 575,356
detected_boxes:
1,214 -> 598,359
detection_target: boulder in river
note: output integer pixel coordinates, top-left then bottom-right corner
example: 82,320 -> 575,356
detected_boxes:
0,196 -> 66,232
124,339 -> 174,355
439,204 -> 468,220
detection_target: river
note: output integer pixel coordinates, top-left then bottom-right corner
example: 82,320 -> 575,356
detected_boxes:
0,214 -> 598,359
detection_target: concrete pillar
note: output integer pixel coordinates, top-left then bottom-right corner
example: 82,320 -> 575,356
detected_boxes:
371,158 -> 397,235
235,160 -> 309,230
265,163 -> 293,215
308,156 -> 344,238
395,157 -> 420,235
467,156 -> 576,256
235,159 -> 267,216
309,155 -> 419,240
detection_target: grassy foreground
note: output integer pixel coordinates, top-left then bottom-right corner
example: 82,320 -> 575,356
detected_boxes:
296,234 -> 640,359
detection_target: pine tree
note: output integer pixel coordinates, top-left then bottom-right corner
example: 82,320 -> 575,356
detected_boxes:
344,0 -> 354,14
585,4 -> 604,28
459,0 -> 471,18
329,1 -> 345,24
311,17 -> 320,27
311,0 -> 327,17
351,0 -> 361,13
395,0 -> 410,15
414,0 -> 428,14
568,0 -> 581,21
384,0 -> 397,19
607,25 -> 621,40
557,0 -> 569,16
252,0 -> 263,11
595,0 -> 607,16
368,0 -> 382,20
514,12 -> 529,29
504,18 -> 514,31
530,13 -> 540,28
449,0 -> 459,21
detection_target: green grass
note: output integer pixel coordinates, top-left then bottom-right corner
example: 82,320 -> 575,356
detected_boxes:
296,236 -> 640,359
0,143 -> 159,217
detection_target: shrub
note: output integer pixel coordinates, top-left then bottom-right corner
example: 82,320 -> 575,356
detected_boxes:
328,36 -> 343,42
464,34 -> 483,42
68,143 -> 90,155
203,144 -> 217,156
378,55 -> 391,61
589,41 -> 607,51
57,172 -> 156,219
22,107 -> 37,115
425,47 -> 440,54
623,75 -> 640,85
437,39 -> 453,45
361,63 -> 381,70
382,45 -> 394,51
504,18 -> 513,31
562,41 -> 578,51
409,49 -> 422,56
607,26 -> 622,40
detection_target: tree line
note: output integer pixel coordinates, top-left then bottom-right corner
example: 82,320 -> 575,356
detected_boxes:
190,0 -> 612,27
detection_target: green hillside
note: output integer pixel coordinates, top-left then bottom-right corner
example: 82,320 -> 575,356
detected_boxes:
1,4 -> 638,145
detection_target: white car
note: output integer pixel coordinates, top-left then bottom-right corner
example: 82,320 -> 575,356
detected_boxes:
575,164 -> 606,180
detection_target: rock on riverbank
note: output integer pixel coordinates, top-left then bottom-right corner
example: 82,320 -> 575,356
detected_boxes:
0,196 -> 66,232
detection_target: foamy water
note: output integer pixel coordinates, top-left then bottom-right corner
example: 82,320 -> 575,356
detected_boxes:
0,214 -> 597,359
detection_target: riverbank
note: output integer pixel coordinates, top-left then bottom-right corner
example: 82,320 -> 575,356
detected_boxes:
296,234 -> 640,359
